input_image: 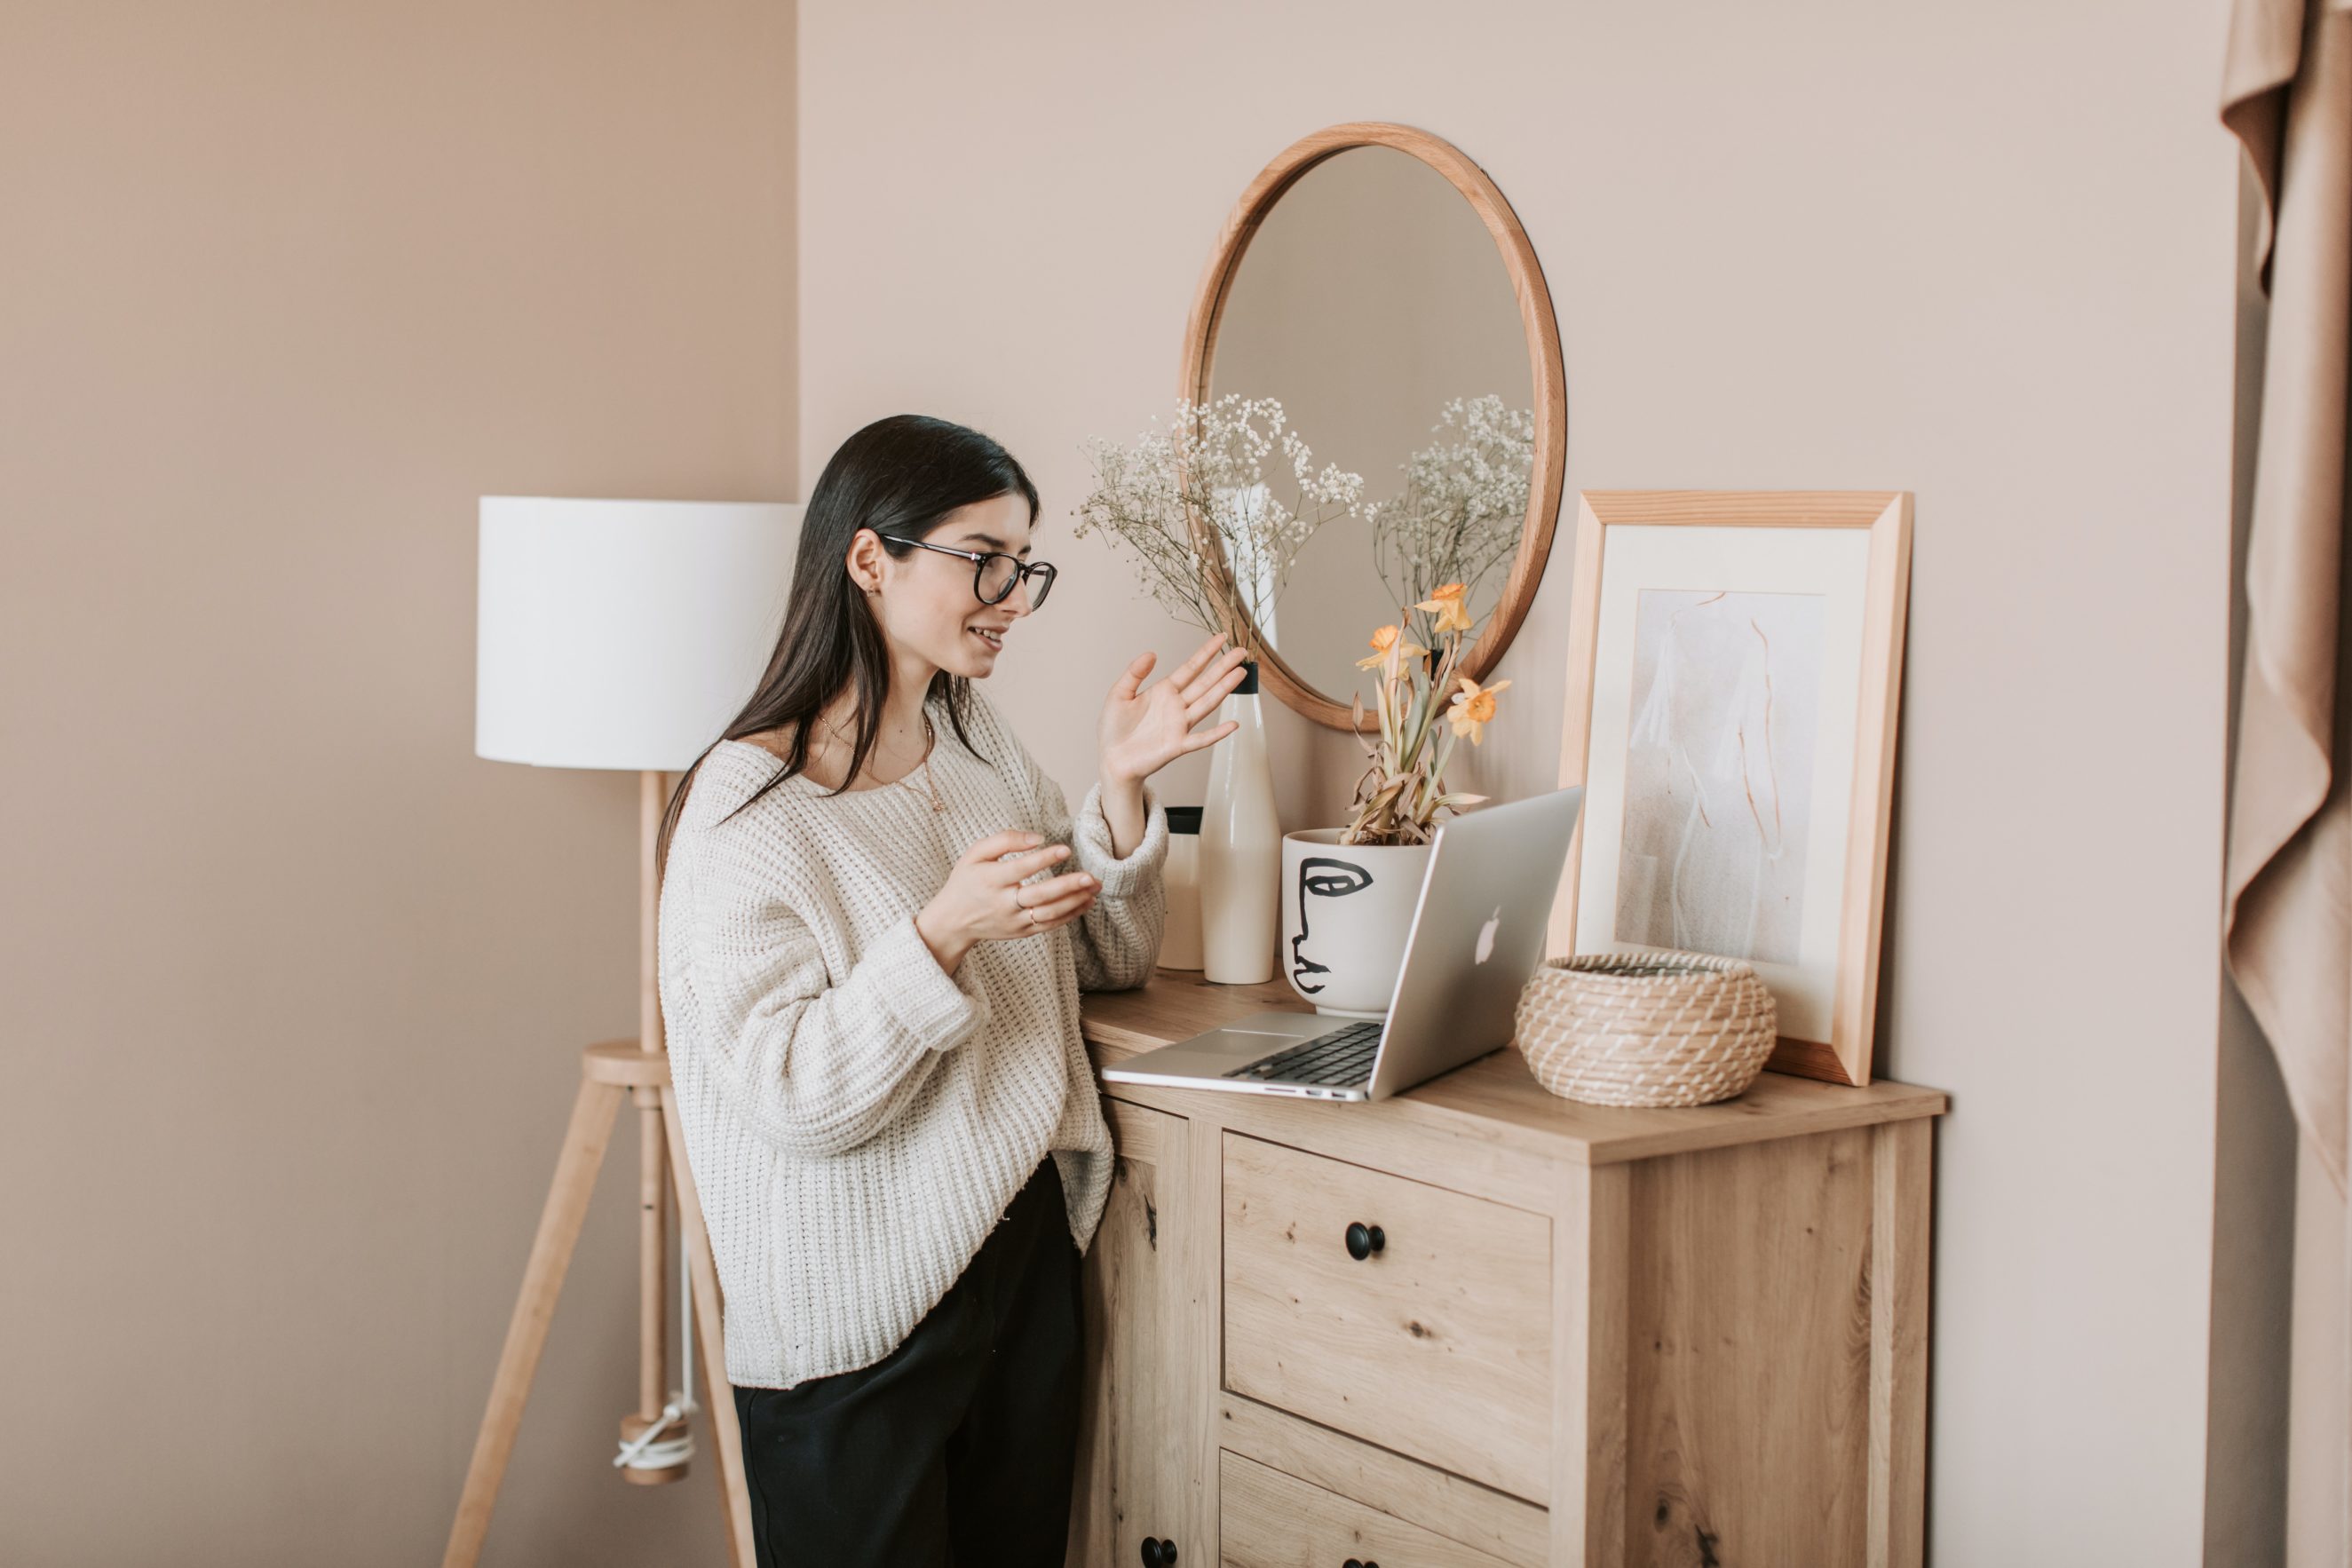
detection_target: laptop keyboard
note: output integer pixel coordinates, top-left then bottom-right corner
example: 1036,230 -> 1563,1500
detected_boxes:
1222,1020 -> 1383,1088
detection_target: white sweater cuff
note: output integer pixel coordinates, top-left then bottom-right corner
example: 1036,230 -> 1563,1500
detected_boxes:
1072,779 -> 1168,899
872,910 -> 989,1052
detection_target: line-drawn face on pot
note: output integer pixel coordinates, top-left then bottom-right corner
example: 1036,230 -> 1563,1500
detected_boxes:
1289,856 -> 1374,994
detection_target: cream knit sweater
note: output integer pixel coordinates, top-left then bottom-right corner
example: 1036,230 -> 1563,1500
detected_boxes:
656,685 -> 1168,1390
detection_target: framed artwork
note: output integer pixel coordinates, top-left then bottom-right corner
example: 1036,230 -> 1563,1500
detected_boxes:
1549,490 -> 1912,1086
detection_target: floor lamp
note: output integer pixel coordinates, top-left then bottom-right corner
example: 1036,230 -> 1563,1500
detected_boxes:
447,495 -> 801,1568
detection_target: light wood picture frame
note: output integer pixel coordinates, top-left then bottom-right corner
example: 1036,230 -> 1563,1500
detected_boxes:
1548,490 -> 1912,1086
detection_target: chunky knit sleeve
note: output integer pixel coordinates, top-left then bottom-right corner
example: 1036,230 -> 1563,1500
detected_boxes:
678,830 -> 987,1157
1025,753 -> 1169,994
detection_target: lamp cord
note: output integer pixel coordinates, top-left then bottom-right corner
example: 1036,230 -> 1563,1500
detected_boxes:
611,1220 -> 701,1472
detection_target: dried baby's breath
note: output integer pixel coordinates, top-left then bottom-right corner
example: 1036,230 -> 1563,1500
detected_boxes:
1362,394 -> 1537,639
1073,394 -> 1365,663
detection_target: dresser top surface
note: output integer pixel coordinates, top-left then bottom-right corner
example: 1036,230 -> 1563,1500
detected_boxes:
1081,969 -> 1948,1166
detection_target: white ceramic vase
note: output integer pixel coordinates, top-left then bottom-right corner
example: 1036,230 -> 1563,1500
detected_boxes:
1158,805 -> 1204,970
1279,829 -> 1433,1018
1198,660 -> 1279,984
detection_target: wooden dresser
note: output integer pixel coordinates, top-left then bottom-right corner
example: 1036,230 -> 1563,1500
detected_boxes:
1067,970 -> 1946,1568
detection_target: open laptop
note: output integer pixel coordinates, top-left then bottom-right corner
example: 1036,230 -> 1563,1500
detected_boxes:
1101,785 -> 1583,1103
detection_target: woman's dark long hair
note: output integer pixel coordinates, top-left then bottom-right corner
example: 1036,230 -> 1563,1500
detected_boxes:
654,414 -> 1041,884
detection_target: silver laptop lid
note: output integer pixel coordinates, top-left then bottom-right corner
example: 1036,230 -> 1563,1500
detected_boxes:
1366,785 -> 1584,1098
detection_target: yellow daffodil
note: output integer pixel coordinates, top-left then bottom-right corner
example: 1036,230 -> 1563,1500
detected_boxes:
1413,582 -> 1472,635
1353,623 -> 1428,672
1447,674 -> 1511,745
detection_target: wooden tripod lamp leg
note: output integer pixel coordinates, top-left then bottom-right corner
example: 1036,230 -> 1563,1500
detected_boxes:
619,771 -> 692,1481
664,1088 -> 756,1568
443,1073 -> 626,1568
618,1083 -> 690,1483
645,769 -> 755,1563
446,772 -> 751,1564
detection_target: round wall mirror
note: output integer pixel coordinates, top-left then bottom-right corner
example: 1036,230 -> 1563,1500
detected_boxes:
1181,123 -> 1566,730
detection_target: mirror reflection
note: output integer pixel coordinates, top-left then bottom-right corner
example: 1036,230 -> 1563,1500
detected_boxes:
1210,144 -> 1536,705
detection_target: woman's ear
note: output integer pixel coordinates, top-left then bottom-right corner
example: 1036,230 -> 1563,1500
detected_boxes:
844,527 -> 884,595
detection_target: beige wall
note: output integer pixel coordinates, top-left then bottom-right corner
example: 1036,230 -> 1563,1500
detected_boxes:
798,0 -> 2244,1560
0,3 -> 791,1563
0,1 -> 2271,1561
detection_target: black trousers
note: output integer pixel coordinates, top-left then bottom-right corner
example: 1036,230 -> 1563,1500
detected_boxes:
732,1153 -> 1083,1568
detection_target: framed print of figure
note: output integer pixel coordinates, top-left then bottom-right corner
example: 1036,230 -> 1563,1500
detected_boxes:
1549,490 -> 1912,1086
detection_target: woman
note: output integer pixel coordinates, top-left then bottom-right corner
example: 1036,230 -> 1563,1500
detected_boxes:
653,413 -> 1248,1566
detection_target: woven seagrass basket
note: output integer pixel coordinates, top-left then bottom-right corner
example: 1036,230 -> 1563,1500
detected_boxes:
1514,952 -> 1778,1108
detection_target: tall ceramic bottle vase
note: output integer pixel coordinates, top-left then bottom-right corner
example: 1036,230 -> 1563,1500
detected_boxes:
1199,657 -> 1279,984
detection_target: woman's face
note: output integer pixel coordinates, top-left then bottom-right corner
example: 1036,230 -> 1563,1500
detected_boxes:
863,490 -> 1038,680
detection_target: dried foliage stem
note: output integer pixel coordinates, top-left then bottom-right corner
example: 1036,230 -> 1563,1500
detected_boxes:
1345,582 -> 1509,847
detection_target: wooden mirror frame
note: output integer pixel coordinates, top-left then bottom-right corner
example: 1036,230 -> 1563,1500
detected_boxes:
1179,122 -> 1567,731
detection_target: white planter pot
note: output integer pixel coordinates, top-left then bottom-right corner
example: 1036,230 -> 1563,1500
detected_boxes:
1279,828 -> 1432,1018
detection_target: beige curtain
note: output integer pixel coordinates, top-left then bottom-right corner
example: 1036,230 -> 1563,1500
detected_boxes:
2221,0 -> 2352,1558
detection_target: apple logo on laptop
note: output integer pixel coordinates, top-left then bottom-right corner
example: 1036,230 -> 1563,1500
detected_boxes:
1474,905 -> 1502,963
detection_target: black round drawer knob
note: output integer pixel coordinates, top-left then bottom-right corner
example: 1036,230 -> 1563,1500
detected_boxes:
1344,1221 -> 1386,1260
1139,1536 -> 1177,1566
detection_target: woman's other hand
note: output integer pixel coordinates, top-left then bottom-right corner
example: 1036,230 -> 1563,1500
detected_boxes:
915,830 -> 1097,974
1097,632 -> 1251,786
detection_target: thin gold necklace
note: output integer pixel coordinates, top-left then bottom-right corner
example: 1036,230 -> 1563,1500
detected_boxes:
901,710 -> 944,813
821,708 -> 941,808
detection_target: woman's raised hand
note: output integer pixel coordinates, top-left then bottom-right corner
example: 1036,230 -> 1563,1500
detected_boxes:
1097,632 -> 1251,786
914,829 -> 1098,975
911,634 -> 1249,976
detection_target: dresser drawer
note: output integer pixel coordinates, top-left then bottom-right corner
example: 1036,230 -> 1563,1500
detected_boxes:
1219,1448 -> 1517,1568
1220,1133 -> 1552,1502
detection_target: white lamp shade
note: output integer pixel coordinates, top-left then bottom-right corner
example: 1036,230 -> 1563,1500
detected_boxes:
475,496 -> 803,771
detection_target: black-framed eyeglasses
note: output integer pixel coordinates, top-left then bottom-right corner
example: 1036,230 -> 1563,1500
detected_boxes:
883,535 -> 1057,610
